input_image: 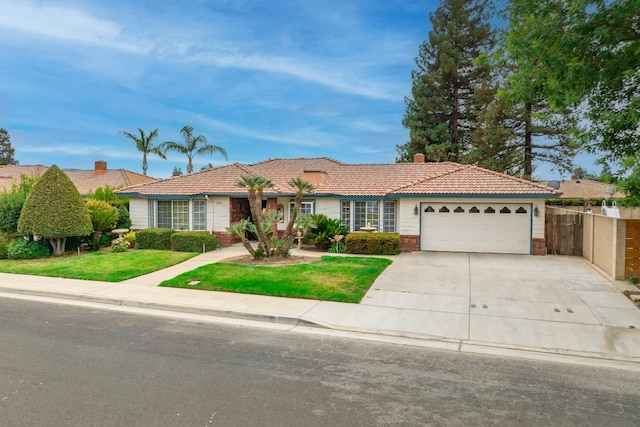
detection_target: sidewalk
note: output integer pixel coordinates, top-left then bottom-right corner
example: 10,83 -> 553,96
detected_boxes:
0,245 -> 639,370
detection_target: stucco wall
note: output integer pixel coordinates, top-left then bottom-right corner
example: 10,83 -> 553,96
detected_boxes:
399,198 -> 545,239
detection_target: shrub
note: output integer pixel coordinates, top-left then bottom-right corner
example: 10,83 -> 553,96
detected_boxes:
86,200 -> 119,233
345,233 -> 400,255
123,231 -> 136,246
135,228 -> 175,250
0,174 -> 39,234
116,204 -> 132,228
7,238 -> 51,259
170,231 -> 218,252
307,214 -> 348,249
110,237 -> 130,253
0,235 -> 10,259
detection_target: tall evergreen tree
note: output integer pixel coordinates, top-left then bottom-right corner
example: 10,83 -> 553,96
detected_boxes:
398,0 -> 495,163
464,56 -> 579,179
0,128 -> 18,165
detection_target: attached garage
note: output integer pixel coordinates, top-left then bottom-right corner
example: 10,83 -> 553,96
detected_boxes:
420,202 -> 532,254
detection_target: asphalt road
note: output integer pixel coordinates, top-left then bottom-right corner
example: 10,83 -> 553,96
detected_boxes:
1,298 -> 639,427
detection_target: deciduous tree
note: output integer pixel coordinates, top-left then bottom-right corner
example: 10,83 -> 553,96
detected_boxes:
502,0 -> 640,166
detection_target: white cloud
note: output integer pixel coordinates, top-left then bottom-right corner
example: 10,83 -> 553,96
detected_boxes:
0,1 -> 152,53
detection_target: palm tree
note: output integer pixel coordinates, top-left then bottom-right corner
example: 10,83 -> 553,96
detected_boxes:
237,175 -> 275,255
279,178 -> 316,255
163,126 -> 228,174
119,128 -> 166,176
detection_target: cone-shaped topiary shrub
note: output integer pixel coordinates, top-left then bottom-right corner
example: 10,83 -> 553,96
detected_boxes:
18,165 -> 93,255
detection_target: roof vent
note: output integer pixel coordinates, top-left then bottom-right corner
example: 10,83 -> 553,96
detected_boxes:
301,170 -> 326,185
548,180 -> 560,190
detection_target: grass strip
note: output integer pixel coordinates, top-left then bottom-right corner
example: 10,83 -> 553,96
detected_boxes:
159,256 -> 392,303
0,250 -> 197,282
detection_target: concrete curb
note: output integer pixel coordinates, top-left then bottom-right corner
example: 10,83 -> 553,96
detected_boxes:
2,285 -> 639,370
0,286 -> 323,328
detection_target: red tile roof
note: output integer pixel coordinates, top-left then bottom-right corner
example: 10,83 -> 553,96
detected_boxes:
117,158 -> 559,198
0,165 -> 158,196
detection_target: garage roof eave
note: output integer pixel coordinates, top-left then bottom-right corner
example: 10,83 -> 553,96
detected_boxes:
389,193 -> 557,199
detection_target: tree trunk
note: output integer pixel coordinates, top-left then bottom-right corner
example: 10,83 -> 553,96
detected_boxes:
247,190 -> 272,256
279,194 -> 303,255
49,237 -> 66,256
524,101 -> 533,180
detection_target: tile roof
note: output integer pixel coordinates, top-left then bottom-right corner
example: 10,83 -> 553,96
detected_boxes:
0,164 -> 157,196
117,158 -> 559,198
538,178 -> 624,199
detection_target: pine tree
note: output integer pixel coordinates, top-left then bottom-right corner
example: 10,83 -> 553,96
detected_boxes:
0,128 -> 18,165
398,0 -> 495,163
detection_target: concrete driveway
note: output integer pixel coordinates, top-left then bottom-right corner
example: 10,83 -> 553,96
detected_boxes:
302,252 -> 640,359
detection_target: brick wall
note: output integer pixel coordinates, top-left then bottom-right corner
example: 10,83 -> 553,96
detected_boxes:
213,231 -> 239,247
400,235 -> 419,252
532,238 -> 546,256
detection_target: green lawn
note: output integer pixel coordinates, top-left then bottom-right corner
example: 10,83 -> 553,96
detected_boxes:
0,250 -> 197,282
160,256 -> 392,303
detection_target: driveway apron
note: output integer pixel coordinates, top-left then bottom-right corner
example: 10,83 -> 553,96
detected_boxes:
304,251 -> 640,358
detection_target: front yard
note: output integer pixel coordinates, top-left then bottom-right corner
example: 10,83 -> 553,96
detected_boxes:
0,250 -> 197,282
160,256 -> 392,303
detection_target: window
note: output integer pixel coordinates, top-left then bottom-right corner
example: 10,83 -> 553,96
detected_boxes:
342,200 -> 396,233
289,200 -> 315,218
425,206 -> 435,213
469,206 -> 480,213
500,207 -> 511,214
354,201 -> 379,231
383,201 -> 396,232
484,207 -> 495,214
157,200 -> 189,230
193,199 -> 207,230
454,206 -> 465,213
516,207 -> 527,214
341,200 -> 351,231
439,206 -> 449,213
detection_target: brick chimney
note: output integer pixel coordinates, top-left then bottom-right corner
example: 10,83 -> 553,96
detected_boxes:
94,160 -> 107,175
413,153 -> 426,163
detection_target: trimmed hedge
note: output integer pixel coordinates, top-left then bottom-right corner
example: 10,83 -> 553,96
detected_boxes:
135,228 -> 175,250
170,231 -> 218,253
345,233 -> 400,255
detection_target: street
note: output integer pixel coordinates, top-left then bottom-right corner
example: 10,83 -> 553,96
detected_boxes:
1,298 -> 639,426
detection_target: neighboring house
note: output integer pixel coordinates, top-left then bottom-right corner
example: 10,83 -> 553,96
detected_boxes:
117,155 -> 559,255
0,161 -> 157,196
539,178 -> 625,201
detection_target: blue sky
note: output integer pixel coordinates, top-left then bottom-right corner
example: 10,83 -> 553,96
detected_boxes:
0,0 -> 597,179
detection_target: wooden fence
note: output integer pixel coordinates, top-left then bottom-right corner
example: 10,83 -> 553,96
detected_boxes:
545,210 -> 583,256
546,207 -> 639,280
626,219 -> 640,279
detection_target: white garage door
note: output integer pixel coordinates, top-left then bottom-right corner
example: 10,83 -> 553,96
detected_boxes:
420,202 -> 531,254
